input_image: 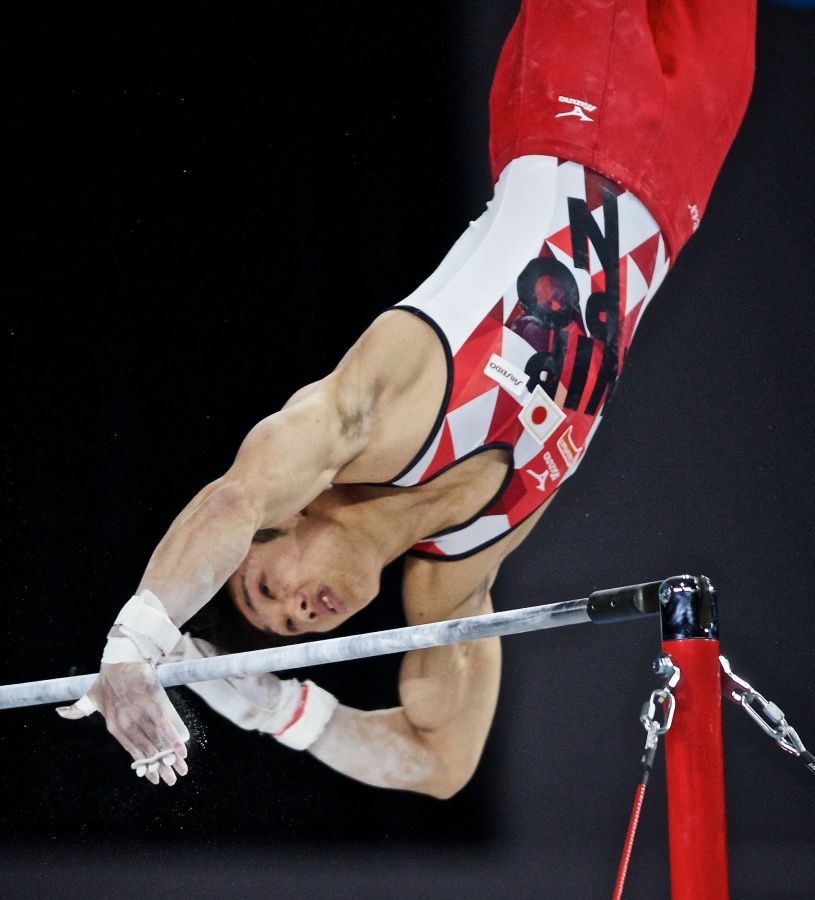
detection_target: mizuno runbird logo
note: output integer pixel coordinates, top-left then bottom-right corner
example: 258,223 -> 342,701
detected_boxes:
555,95 -> 596,122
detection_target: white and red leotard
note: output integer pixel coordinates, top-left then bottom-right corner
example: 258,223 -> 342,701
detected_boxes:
383,0 -> 755,560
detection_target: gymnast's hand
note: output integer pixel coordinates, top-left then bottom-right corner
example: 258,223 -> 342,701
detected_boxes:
56,590 -> 191,787
57,662 -> 190,786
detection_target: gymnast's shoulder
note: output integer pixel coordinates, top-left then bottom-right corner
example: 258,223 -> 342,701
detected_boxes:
297,309 -> 447,483
331,308 -> 446,401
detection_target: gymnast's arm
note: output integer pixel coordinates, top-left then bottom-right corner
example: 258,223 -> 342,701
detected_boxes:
126,309 -> 431,627
133,372 -> 372,625
309,604 -> 499,800
307,510 -> 547,798
61,329 -> 396,781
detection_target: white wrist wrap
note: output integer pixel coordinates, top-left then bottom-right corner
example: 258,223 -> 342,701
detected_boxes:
272,680 -> 338,751
256,677 -> 307,734
184,677 -> 298,733
101,590 -> 182,665
167,634 -> 337,750
101,636 -> 146,665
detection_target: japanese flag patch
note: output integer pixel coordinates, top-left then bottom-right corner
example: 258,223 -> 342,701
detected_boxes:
518,385 -> 566,445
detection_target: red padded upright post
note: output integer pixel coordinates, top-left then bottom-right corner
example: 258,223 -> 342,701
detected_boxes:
659,576 -> 729,900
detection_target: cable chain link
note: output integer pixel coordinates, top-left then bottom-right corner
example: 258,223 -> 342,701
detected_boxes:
637,657 -> 681,773
719,655 -> 815,777
640,687 -> 676,741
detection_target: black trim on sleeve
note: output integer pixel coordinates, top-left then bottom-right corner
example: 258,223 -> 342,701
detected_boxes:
416,442 -> 515,540
378,305 -> 454,486
406,484 -> 563,562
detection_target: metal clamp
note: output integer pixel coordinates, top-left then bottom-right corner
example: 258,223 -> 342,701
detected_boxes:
652,655 -> 681,689
720,655 -> 815,777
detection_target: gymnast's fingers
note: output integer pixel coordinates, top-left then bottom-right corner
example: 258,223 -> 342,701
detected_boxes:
105,720 -> 162,784
170,749 -> 189,778
129,731 -> 170,786
56,687 -> 101,719
160,689 -> 191,746
102,699 -> 178,786
134,714 -> 187,785
158,754 -> 178,787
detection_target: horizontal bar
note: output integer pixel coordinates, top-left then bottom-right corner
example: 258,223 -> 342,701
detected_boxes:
1,597 -> 591,710
0,579 -> 667,710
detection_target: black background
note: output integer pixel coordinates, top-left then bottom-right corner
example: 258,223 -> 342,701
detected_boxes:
2,2 -> 813,897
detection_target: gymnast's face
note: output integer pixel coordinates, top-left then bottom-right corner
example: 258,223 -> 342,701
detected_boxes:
226,507 -> 381,637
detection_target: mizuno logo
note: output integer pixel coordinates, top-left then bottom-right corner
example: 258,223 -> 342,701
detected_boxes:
525,468 -> 550,491
526,451 -> 562,491
555,95 -> 596,122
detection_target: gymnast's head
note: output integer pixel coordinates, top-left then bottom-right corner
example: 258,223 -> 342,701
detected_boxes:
224,488 -> 383,638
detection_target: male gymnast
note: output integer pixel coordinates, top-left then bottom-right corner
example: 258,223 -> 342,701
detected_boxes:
58,0 -> 756,796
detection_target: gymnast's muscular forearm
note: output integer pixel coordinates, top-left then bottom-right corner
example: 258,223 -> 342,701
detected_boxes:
308,705 -> 452,797
133,477 -> 260,627
135,385 -> 366,626
309,637 -> 501,798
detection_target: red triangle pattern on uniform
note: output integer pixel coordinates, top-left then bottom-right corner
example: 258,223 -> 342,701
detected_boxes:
504,299 -> 524,324
487,469 -> 531,515
617,246 -> 628,305
618,299 -> 643,363
449,303 -> 504,411
449,328 -> 502,410
491,297 -> 505,323
412,540 -> 441,555
629,233 -> 660,286
425,419 -> 456,476
485,385 -> 526,445
546,226 -> 572,259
